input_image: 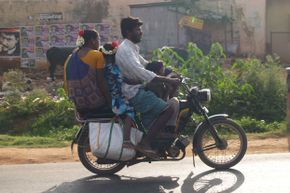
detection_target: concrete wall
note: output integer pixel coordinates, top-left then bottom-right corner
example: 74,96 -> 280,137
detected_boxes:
107,0 -> 168,38
266,0 -> 290,63
129,0 -> 267,57
0,0 -> 167,39
0,0 -> 108,26
266,0 -> 290,42
236,0 -> 266,57
131,4 -> 185,53
0,0 -> 268,58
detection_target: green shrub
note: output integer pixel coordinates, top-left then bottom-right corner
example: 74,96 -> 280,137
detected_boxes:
154,43 -> 286,122
232,57 -> 286,121
237,117 -> 283,133
0,88 -> 76,136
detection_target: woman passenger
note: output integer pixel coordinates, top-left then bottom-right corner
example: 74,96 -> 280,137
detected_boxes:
64,29 -> 111,117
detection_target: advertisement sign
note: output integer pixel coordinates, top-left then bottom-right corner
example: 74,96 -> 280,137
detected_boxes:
0,28 -> 20,57
1,23 -> 114,68
179,16 -> 204,30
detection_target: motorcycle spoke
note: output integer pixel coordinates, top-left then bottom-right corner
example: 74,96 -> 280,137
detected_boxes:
200,143 -> 218,152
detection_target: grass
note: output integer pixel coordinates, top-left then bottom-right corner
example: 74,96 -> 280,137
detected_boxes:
0,132 -> 287,148
0,135 -> 70,148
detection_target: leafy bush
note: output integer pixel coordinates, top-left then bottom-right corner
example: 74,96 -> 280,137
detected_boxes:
237,117 -> 283,133
154,42 -> 287,122
232,57 -> 286,121
0,88 -> 76,136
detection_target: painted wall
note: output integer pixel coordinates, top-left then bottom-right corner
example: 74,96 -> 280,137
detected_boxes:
130,0 -> 267,57
266,0 -> 290,42
266,0 -> 290,63
0,0 -> 267,58
236,0 -> 266,57
0,0 -> 168,70
131,4 -> 185,53
107,0 -> 168,38
0,0 -> 167,39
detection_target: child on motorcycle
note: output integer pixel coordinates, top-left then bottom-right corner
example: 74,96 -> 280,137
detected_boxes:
145,61 -> 179,100
100,42 -> 135,149
145,61 -> 181,134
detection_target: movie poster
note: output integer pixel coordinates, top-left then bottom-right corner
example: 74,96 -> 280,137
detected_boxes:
35,35 -> 49,48
35,25 -> 49,36
21,47 -> 35,58
0,28 -> 20,57
20,26 -> 36,67
35,47 -> 48,58
64,34 -> 76,46
80,23 -> 96,31
21,36 -> 34,48
50,34 -> 65,47
96,23 -> 111,44
20,26 -> 34,38
49,24 -> 65,35
64,24 -> 79,34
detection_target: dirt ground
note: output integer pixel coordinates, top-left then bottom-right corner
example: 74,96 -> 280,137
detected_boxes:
0,136 -> 289,165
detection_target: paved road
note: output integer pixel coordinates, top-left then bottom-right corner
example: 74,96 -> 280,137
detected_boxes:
1,153 -> 290,193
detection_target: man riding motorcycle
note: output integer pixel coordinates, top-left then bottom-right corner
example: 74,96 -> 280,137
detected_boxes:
115,17 -> 180,158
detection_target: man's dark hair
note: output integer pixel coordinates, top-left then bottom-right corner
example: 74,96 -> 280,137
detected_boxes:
121,17 -> 143,38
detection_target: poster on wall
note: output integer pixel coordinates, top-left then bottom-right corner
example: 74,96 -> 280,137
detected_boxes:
64,24 -> 79,35
20,26 -> 34,38
21,36 -> 34,48
80,23 -> 111,44
1,23 -> 114,69
0,28 -> 20,57
35,35 -> 50,48
49,24 -> 65,35
96,23 -> 110,44
35,25 -> 49,36
50,34 -> 65,47
20,26 -> 35,67
64,34 -> 76,46
80,23 -> 96,30
35,47 -> 49,58
21,47 -> 35,58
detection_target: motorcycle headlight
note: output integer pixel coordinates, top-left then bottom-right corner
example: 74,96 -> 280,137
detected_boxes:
197,89 -> 211,102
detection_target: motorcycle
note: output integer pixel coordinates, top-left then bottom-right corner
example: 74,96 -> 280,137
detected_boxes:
71,78 -> 248,175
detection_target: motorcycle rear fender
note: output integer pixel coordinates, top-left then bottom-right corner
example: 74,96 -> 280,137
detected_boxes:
192,114 -> 229,152
70,124 -> 87,154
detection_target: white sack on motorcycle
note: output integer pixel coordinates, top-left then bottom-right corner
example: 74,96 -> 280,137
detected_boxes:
89,122 -> 143,161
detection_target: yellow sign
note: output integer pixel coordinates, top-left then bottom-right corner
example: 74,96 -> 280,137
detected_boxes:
179,16 -> 204,30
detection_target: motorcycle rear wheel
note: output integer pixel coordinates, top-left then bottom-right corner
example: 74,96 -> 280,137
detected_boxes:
195,118 -> 247,170
77,129 -> 125,175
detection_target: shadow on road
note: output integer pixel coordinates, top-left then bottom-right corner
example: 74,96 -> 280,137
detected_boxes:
181,169 -> 245,193
42,174 -> 179,193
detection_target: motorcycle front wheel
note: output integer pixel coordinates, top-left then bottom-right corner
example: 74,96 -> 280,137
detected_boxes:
77,128 -> 126,175
195,118 -> 247,170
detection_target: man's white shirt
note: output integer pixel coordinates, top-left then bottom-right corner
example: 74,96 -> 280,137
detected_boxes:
115,39 -> 156,99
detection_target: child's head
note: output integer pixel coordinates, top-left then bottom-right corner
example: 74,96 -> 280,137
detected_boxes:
146,61 -> 164,75
99,41 -> 118,63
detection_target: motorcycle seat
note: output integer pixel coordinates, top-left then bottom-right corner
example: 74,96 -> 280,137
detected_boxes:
77,106 -> 115,120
